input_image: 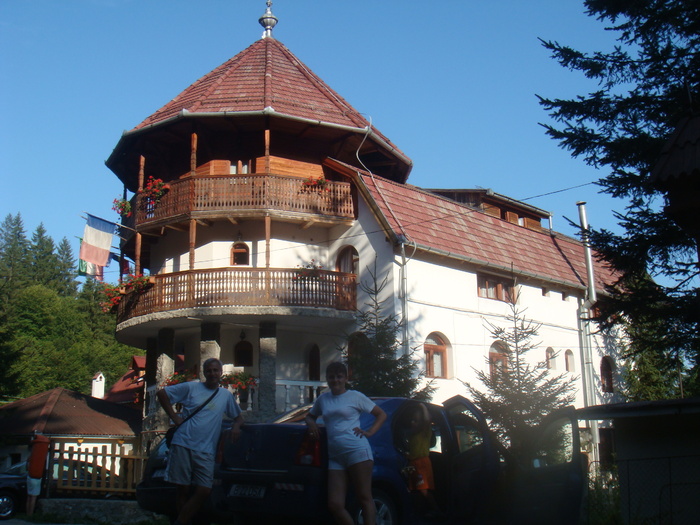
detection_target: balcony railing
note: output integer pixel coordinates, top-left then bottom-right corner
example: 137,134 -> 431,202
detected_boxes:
116,268 -> 356,322
121,174 -> 354,229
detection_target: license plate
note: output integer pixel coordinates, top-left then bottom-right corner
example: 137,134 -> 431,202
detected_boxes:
229,484 -> 266,498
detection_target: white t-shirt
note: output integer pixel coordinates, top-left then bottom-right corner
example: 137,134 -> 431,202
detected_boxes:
165,382 -> 241,455
310,389 -> 376,457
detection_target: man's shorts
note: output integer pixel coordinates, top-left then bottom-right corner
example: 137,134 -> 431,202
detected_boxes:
26,476 -> 41,496
408,456 -> 434,491
328,447 -> 373,471
165,444 -> 215,488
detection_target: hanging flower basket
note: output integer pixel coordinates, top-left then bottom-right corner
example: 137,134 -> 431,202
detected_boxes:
220,371 -> 258,391
301,176 -> 329,193
99,283 -> 123,313
122,273 -> 154,293
142,176 -> 170,205
292,259 -> 323,282
112,198 -> 132,218
162,369 -> 198,387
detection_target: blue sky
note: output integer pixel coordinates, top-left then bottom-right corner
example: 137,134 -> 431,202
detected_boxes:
0,1 -> 623,283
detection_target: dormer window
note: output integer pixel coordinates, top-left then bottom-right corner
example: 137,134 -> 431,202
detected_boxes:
477,274 -> 514,303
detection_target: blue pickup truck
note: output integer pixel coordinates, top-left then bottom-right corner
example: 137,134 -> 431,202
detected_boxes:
137,395 -> 585,524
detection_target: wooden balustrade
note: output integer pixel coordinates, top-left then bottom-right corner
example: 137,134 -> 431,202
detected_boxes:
125,174 -> 354,227
117,267 -> 356,322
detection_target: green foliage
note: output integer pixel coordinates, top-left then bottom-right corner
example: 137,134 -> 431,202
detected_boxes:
539,0 -> 700,393
0,214 -> 139,400
344,262 -> 434,400
462,298 -> 577,455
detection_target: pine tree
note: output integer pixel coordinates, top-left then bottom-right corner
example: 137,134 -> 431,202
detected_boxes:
538,0 -> 700,394
462,299 -> 577,455
29,223 -> 60,288
345,262 -> 434,400
55,237 -> 78,297
0,213 -> 31,314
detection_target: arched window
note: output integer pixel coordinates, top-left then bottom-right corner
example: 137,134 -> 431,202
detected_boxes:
336,245 -> 359,275
545,347 -> 555,370
489,341 -> 508,379
424,333 -> 449,379
601,356 -> 614,393
565,349 -> 575,373
230,242 -> 249,266
234,333 -> 253,367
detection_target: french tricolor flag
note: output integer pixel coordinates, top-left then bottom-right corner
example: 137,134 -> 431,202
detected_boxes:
79,214 -> 115,267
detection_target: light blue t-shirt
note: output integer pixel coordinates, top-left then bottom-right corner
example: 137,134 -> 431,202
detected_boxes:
310,389 -> 376,457
165,382 -> 241,455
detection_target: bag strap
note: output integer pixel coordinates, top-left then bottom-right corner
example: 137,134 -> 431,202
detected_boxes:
179,388 -> 219,426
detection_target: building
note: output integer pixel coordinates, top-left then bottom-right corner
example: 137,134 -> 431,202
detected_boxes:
104,5 -> 622,454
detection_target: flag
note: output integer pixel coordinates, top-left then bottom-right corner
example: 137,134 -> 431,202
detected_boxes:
78,258 -> 104,281
79,214 -> 115,266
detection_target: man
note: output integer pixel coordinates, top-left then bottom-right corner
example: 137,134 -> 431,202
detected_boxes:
157,358 -> 243,525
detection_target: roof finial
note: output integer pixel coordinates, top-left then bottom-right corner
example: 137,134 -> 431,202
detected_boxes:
259,0 -> 278,39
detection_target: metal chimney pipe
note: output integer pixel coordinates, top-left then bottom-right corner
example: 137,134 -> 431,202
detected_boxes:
577,202 -> 597,307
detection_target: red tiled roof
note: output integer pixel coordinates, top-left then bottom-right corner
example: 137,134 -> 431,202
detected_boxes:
135,37 -> 392,145
360,174 -> 616,292
0,388 -> 141,437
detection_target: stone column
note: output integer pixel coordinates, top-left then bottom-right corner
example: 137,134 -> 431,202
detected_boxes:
142,328 -> 175,452
258,321 -> 277,420
200,322 -> 221,379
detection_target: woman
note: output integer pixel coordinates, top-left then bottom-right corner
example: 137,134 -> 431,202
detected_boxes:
305,362 -> 387,525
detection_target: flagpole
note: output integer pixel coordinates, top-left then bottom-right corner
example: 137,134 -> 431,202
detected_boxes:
81,212 -> 137,232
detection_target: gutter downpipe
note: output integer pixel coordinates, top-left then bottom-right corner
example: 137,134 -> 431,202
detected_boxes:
577,201 -> 600,467
398,235 -> 410,356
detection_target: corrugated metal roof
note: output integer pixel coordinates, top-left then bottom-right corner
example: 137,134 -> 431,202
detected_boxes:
359,172 -> 616,292
0,388 -> 141,438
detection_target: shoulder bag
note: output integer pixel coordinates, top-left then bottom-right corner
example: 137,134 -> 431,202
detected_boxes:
165,387 -> 219,446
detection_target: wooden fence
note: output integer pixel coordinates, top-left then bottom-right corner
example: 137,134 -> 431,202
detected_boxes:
46,439 -> 147,498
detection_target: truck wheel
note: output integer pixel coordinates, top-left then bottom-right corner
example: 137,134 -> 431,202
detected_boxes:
354,488 -> 398,525
0,490 -> 18,520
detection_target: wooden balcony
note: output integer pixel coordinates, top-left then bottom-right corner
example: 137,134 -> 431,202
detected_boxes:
116,268 -> 356,323
121,174 -> 354,230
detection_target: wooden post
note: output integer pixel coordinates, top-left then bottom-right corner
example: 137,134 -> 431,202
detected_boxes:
138,156 -> 145,191
264,129 -> 271,174
265,214 -> 271,268
191,133 -> 198,176
135,233 -> 142,276
189,219 -> 196,271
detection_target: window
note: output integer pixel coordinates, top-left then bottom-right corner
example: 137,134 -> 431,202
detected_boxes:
230,242 -> 249,265
601,356 -> 614,393
424,333 -> 449,378
546,347 -> 555,369
234,339 -> 254,367
489,341 -> 508,379
336,245 -> 359,275
477,274 -> 514,303
565,349 -> 575,372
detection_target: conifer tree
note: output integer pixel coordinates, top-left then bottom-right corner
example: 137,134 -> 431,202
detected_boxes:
463,298 -> 577,455
345,262 -> 433,400
29,223 -> 59,288
0,213 -> 31,314
538,0 -> 700,394
55,237 -> 78,297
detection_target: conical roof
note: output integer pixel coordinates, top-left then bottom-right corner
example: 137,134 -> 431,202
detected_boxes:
135,38 -> 373,133
107,36 -> 411,184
